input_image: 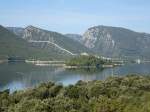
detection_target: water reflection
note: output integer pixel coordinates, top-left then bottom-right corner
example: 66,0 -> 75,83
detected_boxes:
0,63 -> 150,92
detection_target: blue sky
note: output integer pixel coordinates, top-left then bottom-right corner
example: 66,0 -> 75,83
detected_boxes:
0,0 -> 150,34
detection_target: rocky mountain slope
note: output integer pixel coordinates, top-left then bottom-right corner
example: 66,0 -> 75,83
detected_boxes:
5,25 -> 150,59
6,27 -> 24,37
65,34 -> 82,43
82,25 -> 150,59
0,25 -> 53,60
22,26 -> 91,55
6,26 -> 92,60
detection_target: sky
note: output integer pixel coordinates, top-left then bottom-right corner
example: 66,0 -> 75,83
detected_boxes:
0,0 -> 150,34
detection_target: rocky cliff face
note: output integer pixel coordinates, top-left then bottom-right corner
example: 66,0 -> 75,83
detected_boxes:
22,25 -> 55,41
82,25 -> 150,59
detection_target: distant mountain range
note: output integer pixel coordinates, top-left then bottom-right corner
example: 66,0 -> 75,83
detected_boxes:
0,25 -> 150,60
2,25 -> 91,60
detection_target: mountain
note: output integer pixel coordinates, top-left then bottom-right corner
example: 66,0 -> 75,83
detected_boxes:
6,25 -> 92,59
6,27 -> 24,37
82,25 -> 150,59
65,34 -> 82,43
0,25 -> 55,60
6,25 -> 150,60
22,26 -> 91,55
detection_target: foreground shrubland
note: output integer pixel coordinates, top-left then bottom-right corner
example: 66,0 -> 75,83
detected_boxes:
1,75 -> 150,112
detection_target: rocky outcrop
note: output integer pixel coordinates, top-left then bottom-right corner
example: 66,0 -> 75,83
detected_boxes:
82,25 -> 150,59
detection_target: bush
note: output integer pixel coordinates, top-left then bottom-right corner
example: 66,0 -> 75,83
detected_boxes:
1,75 -> 150,112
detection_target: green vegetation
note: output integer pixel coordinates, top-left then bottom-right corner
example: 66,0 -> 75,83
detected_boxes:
1,75 -> 150,112
0,25 -> 78,60
6,26 -> 93,60
0,25 -> 52,60
66,55 -> 111,67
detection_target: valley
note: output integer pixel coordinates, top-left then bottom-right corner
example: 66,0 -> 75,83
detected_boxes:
1,1 -> 150,111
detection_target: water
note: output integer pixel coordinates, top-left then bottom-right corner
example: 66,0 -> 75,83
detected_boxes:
0,62 -> 150,92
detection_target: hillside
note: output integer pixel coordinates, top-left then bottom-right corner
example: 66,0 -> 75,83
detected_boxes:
7,26 -> 92,57
82,25 -> 150,59
6,27 -> 24,37
65,34 -> 82,43
0,25 -> 66,60
6,25 -> 150,60
22,26 -> 91,55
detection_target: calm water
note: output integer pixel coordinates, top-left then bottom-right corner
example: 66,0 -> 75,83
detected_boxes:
0,63 -> 150,92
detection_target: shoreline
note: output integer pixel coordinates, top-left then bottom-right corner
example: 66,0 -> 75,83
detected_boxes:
64,63 -> 124,69
0,59 -> 124,68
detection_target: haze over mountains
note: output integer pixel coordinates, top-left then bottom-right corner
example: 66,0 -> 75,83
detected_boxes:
1,25 -> 150,60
